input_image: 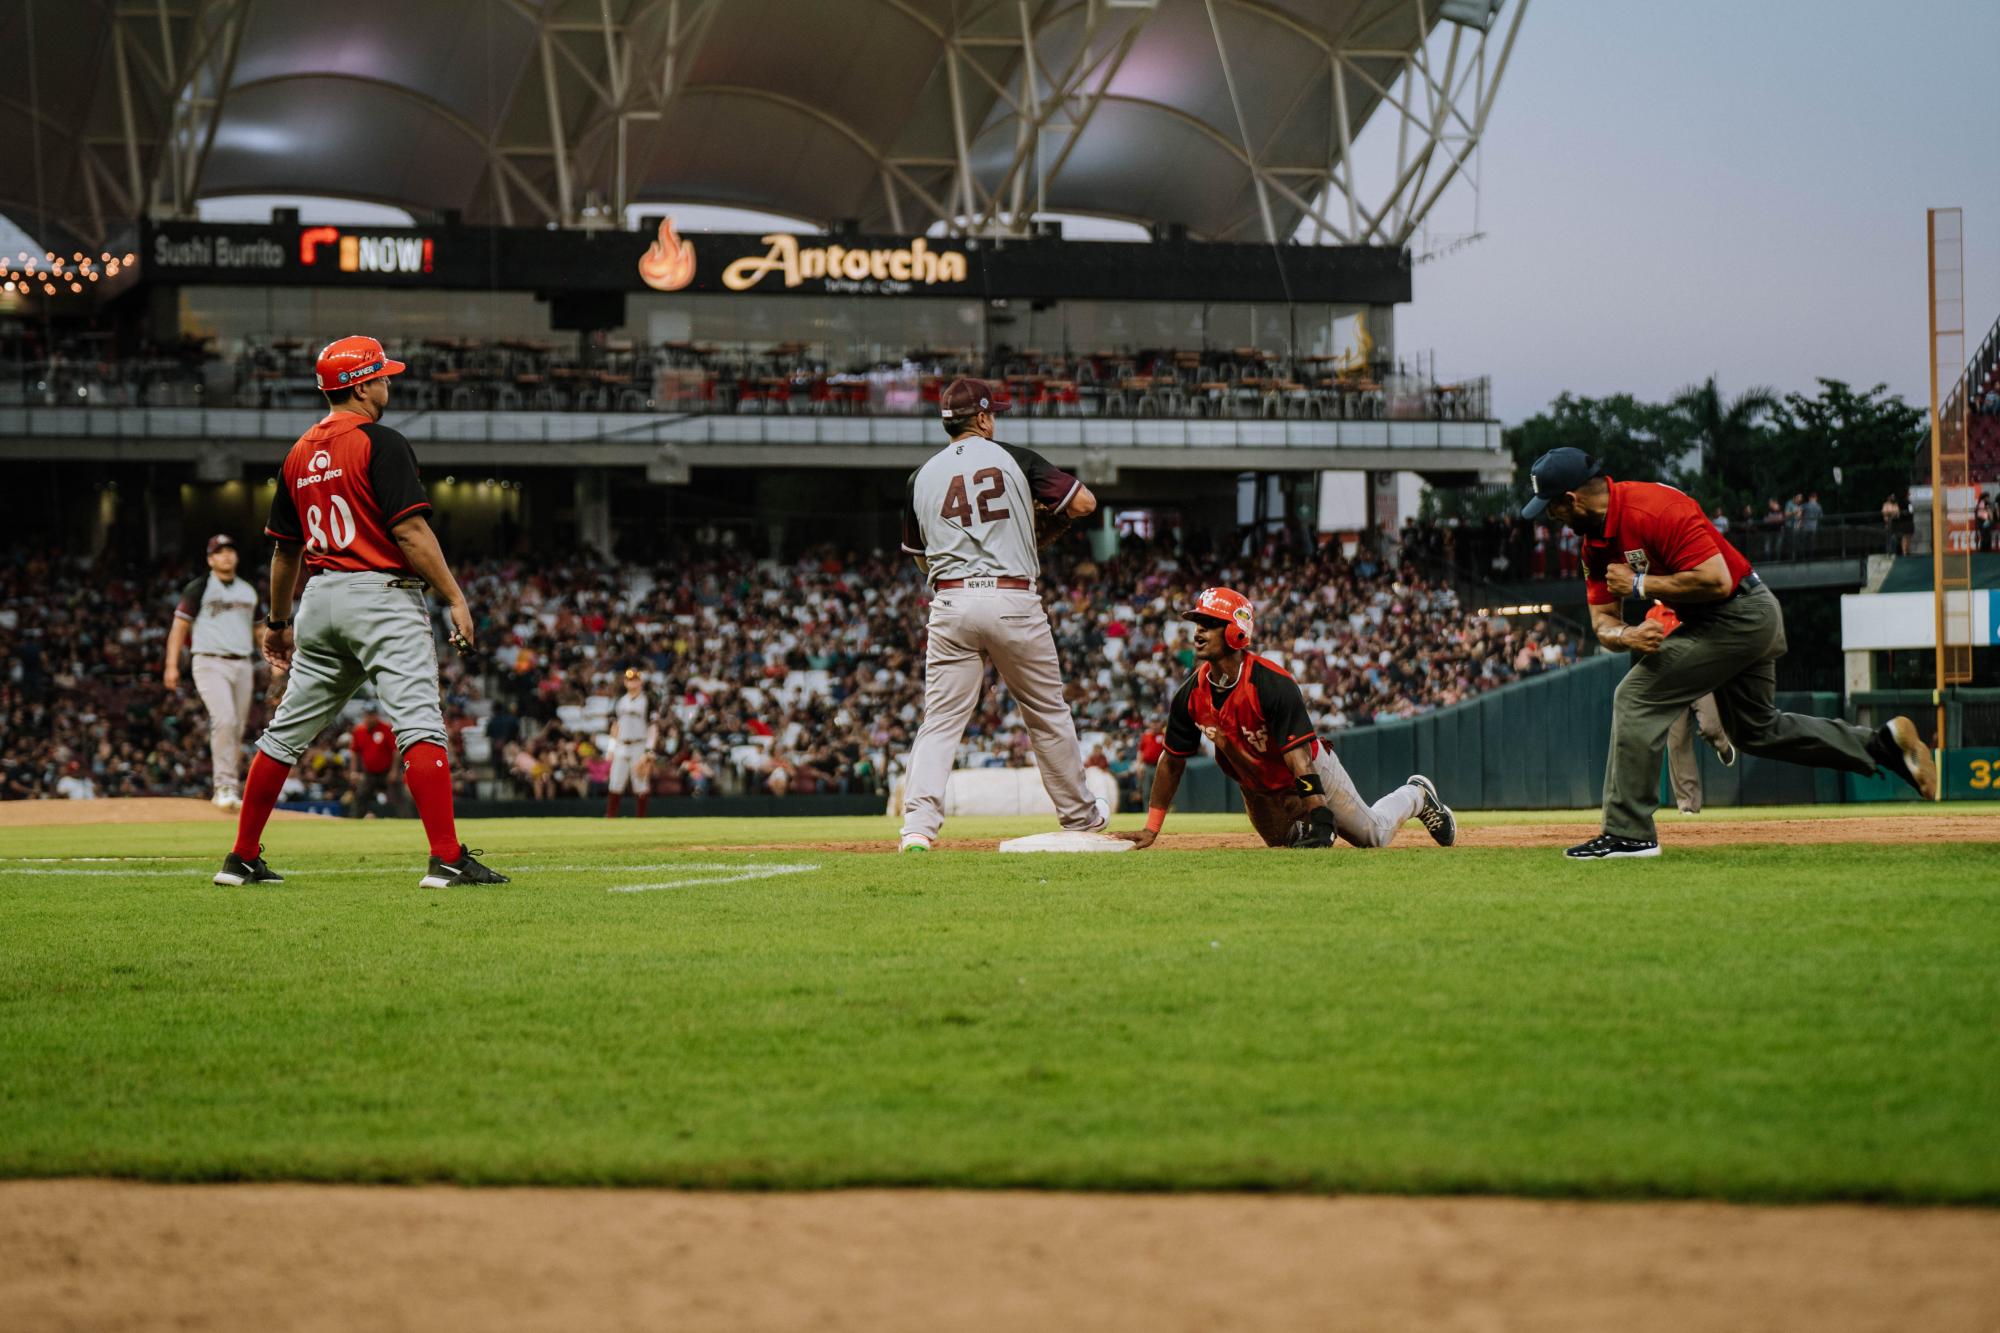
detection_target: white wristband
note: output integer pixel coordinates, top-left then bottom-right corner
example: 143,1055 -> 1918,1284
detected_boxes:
1635,573 -> 1645,600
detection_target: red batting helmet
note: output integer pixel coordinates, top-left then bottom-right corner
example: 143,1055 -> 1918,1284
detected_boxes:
1184,586 -> 1254,651
314,335 -> 406,392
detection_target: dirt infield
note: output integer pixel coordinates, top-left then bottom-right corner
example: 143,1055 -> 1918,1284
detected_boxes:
711,813 -> 2000,855
1,1182 -> 1994,1333
0,798 -> 324,828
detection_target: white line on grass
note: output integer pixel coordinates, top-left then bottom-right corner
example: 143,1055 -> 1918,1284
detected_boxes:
607,863 -> 820,893
0,861 -> 822,881
0,856 -> 205,863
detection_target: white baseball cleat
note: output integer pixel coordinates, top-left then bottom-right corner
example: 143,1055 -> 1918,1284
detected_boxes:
1082,797 -> 1111,834
212,791 -> 241,811
898,832 -> 934,854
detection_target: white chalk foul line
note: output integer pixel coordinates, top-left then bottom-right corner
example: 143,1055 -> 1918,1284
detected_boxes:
607,863 -> 821,893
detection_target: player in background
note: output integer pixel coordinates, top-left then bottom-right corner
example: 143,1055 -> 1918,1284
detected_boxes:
163,533 -> 268,810
1120,587 -> 1457,851
1643,602 -> 1736,815
606,667 -> 658,818
214,335 -> 507,888
349,705 -> 403,818
897,377 -> 1106,852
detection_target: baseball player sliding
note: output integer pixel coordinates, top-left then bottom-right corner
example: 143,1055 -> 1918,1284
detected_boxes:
897,376 -> 1107,852
213,335 -> 508,888
162,533 -> 267,810
1120,587 -> 1457,851
606,667 -> 657,818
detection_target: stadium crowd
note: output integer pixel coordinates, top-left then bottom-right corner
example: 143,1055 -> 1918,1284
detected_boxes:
1,537 -> 1580,806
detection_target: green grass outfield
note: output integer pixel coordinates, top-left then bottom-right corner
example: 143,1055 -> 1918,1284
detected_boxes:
2,808 -> 1996,1202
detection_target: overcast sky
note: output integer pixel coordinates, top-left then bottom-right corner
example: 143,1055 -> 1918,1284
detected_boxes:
1399,0 -> 2000,422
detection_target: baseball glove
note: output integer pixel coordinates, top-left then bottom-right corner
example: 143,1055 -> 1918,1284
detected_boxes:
1034,503 -> 1074,548
1286,806 -> 1336,849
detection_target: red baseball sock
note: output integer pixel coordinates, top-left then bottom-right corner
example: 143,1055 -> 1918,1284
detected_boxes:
232,751 -> 291,859
635,791 -> 649,819
606,792 -> 621,818
401,742 -> 462,861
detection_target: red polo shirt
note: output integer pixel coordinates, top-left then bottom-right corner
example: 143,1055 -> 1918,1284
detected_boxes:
352,721 -> 398,774
1584,479 -> 1753,608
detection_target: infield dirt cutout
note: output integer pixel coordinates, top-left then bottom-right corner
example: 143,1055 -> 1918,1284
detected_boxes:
705,812 -> 2000,854
2,1181 -> 1995,1332
0,797 -> 324,828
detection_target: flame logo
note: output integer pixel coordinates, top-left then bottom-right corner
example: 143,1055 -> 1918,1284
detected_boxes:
638,217 -> 696,292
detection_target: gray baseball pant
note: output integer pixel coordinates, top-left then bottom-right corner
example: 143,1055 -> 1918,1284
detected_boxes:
900,587 -> 1098,841
1665,693 -> 1728,813
192,654 -> 254,796
1242,749 -> 1424,848
257,572 -> 448,766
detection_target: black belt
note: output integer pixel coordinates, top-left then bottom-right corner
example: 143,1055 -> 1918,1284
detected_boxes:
386,577 -> 427,590
1731,572 -> 1764,599
194,652 -> 252,660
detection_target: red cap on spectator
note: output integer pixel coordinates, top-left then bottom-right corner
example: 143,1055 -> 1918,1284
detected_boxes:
940,377 -> 1010,421
206,533 -> 236,554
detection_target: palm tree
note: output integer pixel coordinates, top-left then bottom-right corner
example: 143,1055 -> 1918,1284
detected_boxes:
1664,377 -> 1779,507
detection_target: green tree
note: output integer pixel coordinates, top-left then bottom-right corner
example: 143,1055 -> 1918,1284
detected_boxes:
1660,377 -> 1779,512
1501,392 -> 1684,499
1767,379 -> 1926,516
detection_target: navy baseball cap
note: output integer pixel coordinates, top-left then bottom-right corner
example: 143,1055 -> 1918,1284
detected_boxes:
1520,448 -> 1604,520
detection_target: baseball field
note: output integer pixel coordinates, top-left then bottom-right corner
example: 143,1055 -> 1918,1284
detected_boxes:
4,800 -> 1997,1329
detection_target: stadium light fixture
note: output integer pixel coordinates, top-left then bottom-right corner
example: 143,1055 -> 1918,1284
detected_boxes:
1439,0 -> 1505,30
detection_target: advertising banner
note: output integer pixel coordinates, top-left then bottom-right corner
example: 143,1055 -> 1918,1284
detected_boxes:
139,218 -> 1410,305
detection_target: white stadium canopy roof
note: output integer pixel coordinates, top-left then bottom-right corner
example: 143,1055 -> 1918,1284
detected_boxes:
4,0 -> 1523,250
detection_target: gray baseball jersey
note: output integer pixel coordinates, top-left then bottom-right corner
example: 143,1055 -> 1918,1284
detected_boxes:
901,435 -> 1081,584
612,691 -> 651,744
175,573 -> 259,657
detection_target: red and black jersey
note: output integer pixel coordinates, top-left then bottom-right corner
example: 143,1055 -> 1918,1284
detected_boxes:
1163,653 -> 1318,793
265,414 -> 432,574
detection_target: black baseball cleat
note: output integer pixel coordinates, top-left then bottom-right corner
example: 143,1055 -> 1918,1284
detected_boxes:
1564,833 -> 1661,860
213,848 -> 285,886
419,845 -> 511,888
1867,716 -> 1938,800
1407,774 -> 1456,847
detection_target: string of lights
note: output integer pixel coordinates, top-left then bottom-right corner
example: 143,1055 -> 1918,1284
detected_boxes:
2,250 -> 136,297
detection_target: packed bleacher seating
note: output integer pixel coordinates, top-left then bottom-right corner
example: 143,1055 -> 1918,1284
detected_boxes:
1,330 -> 1490,423
2,536 -> 1579,805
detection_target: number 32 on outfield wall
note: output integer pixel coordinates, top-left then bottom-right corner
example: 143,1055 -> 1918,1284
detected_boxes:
305,496 -> 356,551
1971,759 -> 1994,791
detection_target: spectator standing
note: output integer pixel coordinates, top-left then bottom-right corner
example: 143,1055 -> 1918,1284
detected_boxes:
1761,499 -> 1786,560
1800,492 -> 1823,555
1881,493 -> 1903,554
1782,493 -> 1805,557
1976,494 -> 1995,553
1712,508 -> 1730,537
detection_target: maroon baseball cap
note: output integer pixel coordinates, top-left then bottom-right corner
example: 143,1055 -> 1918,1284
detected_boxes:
939,377 -> 1010,422
205,533 -> 237,554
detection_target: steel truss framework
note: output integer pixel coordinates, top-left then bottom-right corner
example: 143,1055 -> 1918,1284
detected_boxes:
13,0 -> 1525,249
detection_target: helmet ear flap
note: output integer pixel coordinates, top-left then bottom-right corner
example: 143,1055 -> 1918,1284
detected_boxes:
1225,621 -> 1249,651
